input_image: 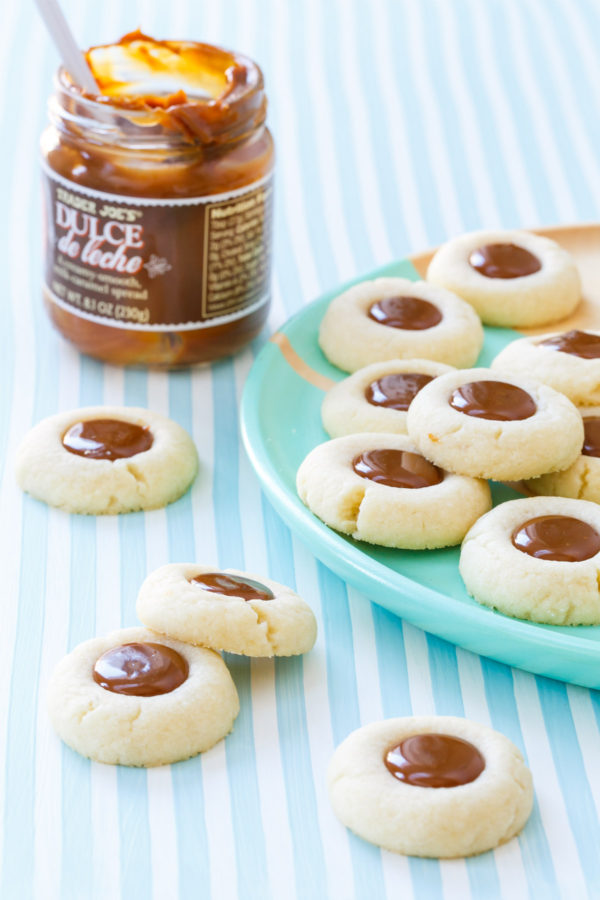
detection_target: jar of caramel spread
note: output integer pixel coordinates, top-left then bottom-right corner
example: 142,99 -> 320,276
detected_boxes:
41,32 -> 274,366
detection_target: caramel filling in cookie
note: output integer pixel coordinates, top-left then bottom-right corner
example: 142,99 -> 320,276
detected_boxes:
368,296 -> 443,331
365,373 -> 434,411
189,572 -> 274,601
93,642 -> 189,696
583,418 -> 600,458
352,449 -> 443,489
538,330 -> 600,360
449,381 -> 537,421
384,733 -> 485,788
511,515 -> 600,562
469,243 -> 542,279
63,419 -> 153,460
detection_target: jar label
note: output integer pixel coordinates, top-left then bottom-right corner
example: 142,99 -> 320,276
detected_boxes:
41,165 -> 274,330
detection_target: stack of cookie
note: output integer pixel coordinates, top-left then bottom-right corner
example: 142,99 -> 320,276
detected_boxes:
299,227 -> 600,627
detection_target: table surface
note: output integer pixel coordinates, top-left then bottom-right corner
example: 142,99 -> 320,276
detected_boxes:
2,1 -> 600,898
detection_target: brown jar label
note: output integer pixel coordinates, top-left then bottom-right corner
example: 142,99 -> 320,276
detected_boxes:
41,164 -> 273,330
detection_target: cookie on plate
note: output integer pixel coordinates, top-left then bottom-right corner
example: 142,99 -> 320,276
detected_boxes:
406,368 -> 583,481
492,330 -> 600,406
524,407 -> 600,503
296,432 -> 491,549
47,627 -> 239,766
460,496 -> 600,625
15,405 -> 198,514
426,229 -> 581,327
328,716 -> 533,858
321,359 -> 454,438
318,277 -> 483,373
137,564 -> 317,657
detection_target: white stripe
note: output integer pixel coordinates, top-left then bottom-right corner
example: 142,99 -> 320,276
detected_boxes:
403,623 -> 436,715
512,670 -> 588,899
566,685 -> 600,825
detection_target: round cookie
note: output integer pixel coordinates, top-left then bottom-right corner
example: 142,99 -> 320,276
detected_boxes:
426,229 -> 580,327
492,330 -> 600,406
524,407 -> 600,502
137,564 -> 317,657
321,359 -> 454,438
460,496 -> 600,625
15,405 -> 198,514
47,626 -> 239,766
406,368 -> 583,481
318,277 -> 483,373
328,716 -> 533,858
296,432 -> 491,549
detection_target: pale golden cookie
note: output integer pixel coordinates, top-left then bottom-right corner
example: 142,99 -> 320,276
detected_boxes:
137,564 -> 317,657
296,432 -> 491,549
406,368 -> 583,481
460,497 -> 600,625
318,277 -> 483,373
427,229 -> 580,327
15,405 -> 198,514
47,627 -> 239,766
492,330 -> 600,406
328,716 -> 533,858
321,359 -> 454,438
524,407 -> 600,503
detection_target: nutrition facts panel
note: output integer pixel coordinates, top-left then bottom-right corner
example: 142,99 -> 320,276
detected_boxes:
2,1 -> 600,899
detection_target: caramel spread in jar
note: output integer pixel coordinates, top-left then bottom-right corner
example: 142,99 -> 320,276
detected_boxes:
41,32 -> 274,366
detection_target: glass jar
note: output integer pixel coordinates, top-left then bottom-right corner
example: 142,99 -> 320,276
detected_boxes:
41,34 -> 274,367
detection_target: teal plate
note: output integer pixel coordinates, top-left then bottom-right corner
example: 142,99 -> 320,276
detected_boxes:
241,256 -> 600,688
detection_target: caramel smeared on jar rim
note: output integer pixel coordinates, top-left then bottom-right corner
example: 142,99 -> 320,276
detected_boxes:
190,572 -> 274,601
368,296 -> 443,331
385,733 -> 485,788
511,515 -> 600,562
63,418 -> 153,460
469,243 -> 542,279
539,330 -> 600,360
449,381 -> 537,421
93,642 -> 189,696
352,449 -> 443,489
583,418 -> 600,458
365,373 -> 434,411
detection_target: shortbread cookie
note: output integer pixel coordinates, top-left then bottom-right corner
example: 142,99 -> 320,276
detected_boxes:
47,627 -> 239,766
137,564 -> 317,657
406,368 -> 583,481
524,408 -> 600,503
460,497 -> 600,624
492,330 -> 600,406
318,277 -> 483,373
427,229 -> 580,327
328,716 -> 533,858
321,359 -> 454,438
15,405 -> 198,514
296,432 -> 491,549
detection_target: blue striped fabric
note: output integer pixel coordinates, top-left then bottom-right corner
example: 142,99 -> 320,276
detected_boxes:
1,0 -> 600,897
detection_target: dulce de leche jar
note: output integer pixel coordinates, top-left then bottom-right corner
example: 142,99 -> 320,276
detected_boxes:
41,32 -> 274,366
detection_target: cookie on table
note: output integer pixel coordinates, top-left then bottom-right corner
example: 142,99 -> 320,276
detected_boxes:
492,330 -> 600,406
525,407 -> 600,503
321,359 -> 454,438
460,496 -> 600,625
318,277 -> 483,373
137,564 -> 317,657
296,432 -> 491,549
47,627 -> 239,766
406,368 -> 583,481
426,229 -> 580,327
328,716 -> 533,858
15,405 -> 198,514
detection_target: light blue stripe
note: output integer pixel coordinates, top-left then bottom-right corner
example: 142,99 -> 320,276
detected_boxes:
212,357 -> 270,900
166,370 -> 195,563
480,659 -> 559,899
316,564 -> 386,900
372,609 -> 412,718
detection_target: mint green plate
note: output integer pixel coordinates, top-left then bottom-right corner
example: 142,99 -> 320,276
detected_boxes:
241,258 -> 600,688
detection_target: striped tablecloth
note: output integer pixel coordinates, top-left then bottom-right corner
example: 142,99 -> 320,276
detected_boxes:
2,1 -> 600,897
